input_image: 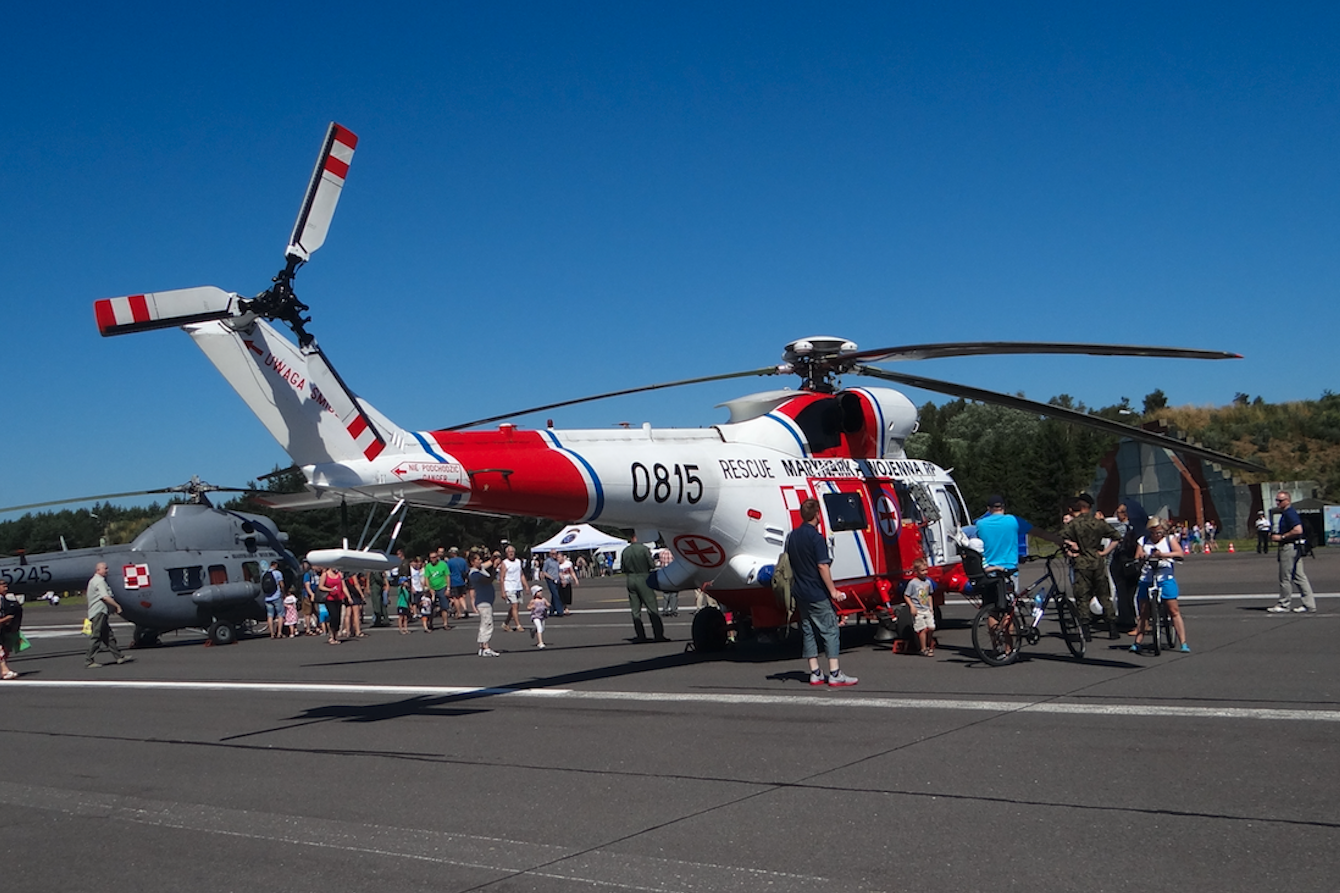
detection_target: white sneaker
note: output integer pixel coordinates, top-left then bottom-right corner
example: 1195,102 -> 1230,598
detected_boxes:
1293,606 -> 1315,613
1266,605 -> 1290,614
536,643 -> 546,649
479,648 -> 500,657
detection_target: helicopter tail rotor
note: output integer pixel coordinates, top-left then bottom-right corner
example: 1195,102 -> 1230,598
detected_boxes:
95,286 -> 239,338
286,123 -> 358,264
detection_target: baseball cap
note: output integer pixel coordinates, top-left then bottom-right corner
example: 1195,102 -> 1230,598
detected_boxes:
986,494 -> 1005,507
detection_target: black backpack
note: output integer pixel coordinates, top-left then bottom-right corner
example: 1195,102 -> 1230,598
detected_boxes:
261,572 -> 278,596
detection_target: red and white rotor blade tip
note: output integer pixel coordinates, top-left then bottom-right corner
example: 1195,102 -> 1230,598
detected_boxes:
285,123 -> 358,263
94,286 -> 237,337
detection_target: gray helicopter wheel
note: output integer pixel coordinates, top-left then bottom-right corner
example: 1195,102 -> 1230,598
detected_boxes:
207,620 -> 237,646
132,626 -> 160,648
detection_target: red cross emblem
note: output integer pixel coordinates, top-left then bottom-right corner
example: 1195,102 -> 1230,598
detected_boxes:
876,494 -> 900,539
122,563 -> 151,590
672,534 -> 726,569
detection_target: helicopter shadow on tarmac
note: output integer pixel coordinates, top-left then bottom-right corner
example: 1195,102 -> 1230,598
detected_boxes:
281,624 -> 891,727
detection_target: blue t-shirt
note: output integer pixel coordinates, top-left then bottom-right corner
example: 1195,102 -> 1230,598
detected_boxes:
976,512 -> 1022,570
447,556 -> 468,587
785,522 -> 832,604
469,567 -> 495,606
1278,507 -> 1303,538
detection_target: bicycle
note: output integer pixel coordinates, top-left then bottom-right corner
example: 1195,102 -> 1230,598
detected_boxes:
1132,556 -> 1180,655
969,551 -> 1086,666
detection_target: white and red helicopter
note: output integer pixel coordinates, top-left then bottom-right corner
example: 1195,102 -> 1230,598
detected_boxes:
94,123 -> 1263,650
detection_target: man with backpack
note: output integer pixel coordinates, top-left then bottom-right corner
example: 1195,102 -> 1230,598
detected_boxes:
263,560 -> 285,639
1268,492 -> 1317,614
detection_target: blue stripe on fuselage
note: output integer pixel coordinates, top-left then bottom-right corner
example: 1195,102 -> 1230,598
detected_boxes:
541,431 -> 604,521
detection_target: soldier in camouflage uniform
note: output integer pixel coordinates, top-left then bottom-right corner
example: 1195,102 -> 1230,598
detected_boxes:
1060,494 -> 1120,639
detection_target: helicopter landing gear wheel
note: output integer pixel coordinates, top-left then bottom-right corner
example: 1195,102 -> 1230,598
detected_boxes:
207,620 -> 237,646
132,626 -> 160,648
691,606 -> 729,653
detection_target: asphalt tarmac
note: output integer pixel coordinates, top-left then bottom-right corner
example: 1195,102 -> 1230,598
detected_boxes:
2,548 -> 1337,892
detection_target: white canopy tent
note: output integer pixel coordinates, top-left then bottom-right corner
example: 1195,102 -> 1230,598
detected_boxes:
530,524 -> 629,554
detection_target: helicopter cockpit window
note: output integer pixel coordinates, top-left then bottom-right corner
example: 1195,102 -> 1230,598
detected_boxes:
208,565 -> 228,585
242,561 -> 260,583
823,492 -> 868,532
945,484 -> 969,527
793,398 -> 844,453
895,481 -> 922,523
168,566 -> 204,593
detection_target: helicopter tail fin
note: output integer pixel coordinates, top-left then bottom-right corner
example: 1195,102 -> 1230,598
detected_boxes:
184,317 -> 409,468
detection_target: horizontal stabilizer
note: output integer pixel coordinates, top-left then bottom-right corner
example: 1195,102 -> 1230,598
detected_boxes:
95,286 -> 236,337
286,123 -> 358,262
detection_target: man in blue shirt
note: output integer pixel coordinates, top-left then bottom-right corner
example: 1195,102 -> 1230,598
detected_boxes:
446,547 -> 470,620
784,498 -> 857,687
1268,491 -> 1316,613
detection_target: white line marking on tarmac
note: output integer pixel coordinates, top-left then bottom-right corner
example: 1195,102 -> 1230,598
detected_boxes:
6,679 -> 1339,723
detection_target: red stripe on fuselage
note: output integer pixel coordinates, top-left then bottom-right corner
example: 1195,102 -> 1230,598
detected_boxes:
426,429 -> 590,520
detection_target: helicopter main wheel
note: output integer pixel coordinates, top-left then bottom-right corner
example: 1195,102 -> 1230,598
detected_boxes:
691,606 -> 729,653
207,620 -> 238,646
132,626 -> 160,648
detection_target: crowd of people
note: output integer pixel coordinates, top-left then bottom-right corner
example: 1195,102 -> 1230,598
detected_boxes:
0,492 -> 1323,680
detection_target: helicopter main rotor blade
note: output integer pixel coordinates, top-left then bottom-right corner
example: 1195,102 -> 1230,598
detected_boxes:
851,364 -> 1269,474
286,123 -> 358,263
840,342 -> 1241,366
442,366 -> 785,431
0,482 -> 255,515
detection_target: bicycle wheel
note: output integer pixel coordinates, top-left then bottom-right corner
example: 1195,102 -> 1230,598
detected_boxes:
972,603 -> 1019,666
1149,593 -> 1162,656
1056,597 -> 1086,659
1160,601 -> 1177,650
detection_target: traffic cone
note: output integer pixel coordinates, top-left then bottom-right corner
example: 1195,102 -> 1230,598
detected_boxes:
1228,542 -> 1236,553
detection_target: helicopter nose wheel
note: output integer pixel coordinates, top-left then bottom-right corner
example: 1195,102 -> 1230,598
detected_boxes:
690,606 -> 729,653
207,620 -> 238,646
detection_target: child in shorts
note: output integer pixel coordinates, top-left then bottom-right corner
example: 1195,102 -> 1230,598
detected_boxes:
904,558 -> 936,656
395,577 -> 412,634
418,589 -> 434,632
528,584 -> 549,649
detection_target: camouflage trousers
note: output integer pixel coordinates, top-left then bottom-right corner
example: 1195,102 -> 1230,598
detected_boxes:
1071,561 -> 1116,628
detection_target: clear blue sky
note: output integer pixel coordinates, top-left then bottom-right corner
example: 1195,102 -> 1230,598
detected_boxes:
2,2 -> 1337,515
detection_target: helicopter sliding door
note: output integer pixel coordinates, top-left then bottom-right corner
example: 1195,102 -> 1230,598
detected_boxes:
810,479 -> 887,586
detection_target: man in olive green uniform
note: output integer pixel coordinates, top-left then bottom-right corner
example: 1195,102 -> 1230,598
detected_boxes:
621,533 -> 668,643
1060,494 -> 1120,639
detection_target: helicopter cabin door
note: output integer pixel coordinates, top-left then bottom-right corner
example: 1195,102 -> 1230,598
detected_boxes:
809,478 -> 889,584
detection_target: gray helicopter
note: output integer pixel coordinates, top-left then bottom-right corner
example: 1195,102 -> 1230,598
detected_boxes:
0,478 -> 299,646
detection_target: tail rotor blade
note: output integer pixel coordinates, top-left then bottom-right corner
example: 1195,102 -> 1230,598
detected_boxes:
95,286 -> 237,337
285,122 -> 358,263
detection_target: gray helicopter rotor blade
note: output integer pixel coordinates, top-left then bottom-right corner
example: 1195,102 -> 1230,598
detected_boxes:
0,483 -> 253,515
442,366 -> 785,431
0,489 -> 176,515
852,364 -> 1269,474
841,341 -> 1241,366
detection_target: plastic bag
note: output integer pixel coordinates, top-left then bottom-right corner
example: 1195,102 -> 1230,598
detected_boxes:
82,618 -> 92,636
